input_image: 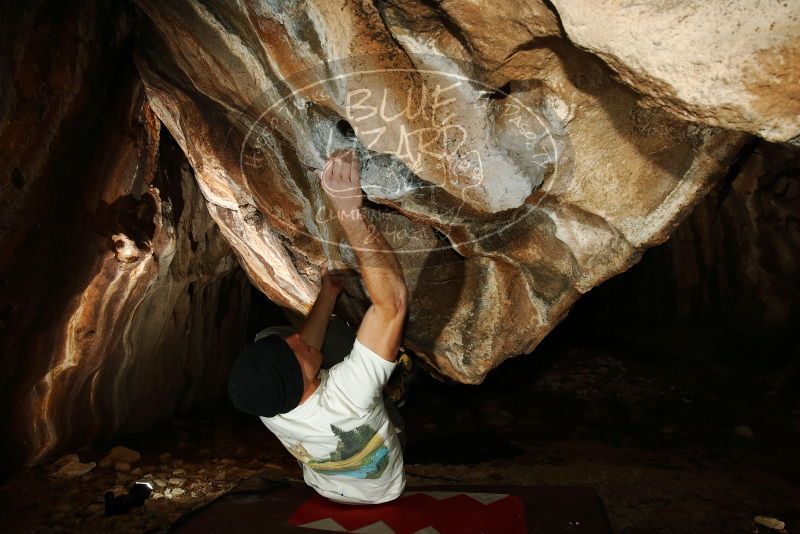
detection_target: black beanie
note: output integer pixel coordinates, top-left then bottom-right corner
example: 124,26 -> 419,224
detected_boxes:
227,335 -> 304,417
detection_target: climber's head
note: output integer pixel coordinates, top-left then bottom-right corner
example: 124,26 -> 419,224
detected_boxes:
283,332 -> 324,389
227,333 -> 320,417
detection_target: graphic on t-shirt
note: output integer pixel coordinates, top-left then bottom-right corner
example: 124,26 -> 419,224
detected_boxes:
286,424 -> 390,479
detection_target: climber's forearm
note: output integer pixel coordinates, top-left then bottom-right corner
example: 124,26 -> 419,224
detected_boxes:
338,209 -> 407,313
298,286 -> 339,351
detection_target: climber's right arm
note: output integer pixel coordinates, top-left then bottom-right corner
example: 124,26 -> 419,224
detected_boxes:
317,149 -> 408,363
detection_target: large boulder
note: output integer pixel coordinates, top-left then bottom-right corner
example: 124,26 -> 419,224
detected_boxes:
133,0 -> 757,383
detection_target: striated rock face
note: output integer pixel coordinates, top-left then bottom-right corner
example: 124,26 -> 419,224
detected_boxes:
134,0 -> 755,383
551,0 -> 800,144
0,1 -> 250,471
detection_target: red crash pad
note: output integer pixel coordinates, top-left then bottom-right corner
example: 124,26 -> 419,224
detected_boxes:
169,470 -> 611,534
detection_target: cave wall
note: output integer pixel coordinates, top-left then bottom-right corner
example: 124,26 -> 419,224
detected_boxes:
0,0 -> 797,472
0,0 -> 251,474
578,139 -> 800,344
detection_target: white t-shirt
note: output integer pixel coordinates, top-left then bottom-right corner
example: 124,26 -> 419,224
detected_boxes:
260,338 -> 405,504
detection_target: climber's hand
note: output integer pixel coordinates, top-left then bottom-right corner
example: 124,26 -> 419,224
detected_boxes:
317,149 -> 362,216
320,265 -> 344,296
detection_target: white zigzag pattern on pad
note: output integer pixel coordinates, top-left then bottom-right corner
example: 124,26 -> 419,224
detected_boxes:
403,491 -> 509,505
298,517 -> 442,534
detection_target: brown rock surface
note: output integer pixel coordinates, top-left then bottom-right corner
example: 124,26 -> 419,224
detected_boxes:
550,0 -> 800,143
134,0 -> 749,382
1,0 -> 796,473
0,1 -> 250,471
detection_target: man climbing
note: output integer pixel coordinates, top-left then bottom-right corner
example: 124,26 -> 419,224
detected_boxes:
227,148 -> 409,504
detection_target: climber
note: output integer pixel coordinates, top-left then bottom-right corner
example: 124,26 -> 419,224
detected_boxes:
227,149 -> 409,504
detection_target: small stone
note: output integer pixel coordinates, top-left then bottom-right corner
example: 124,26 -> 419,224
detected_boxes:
173,459 -> 184,467
734,425 -> 754,439
220,458 -> 236,465
214,470 -> 227,481
154,479 -> 167,487
86,503 -> 103,515
177,441 -> 190,450
172,469 -> 187,475
168,478 -> 186,486
131,467 -> 142,475
159,453 -> 172,463
114,462 -> 131,472
57,461 -> 96,478
100,446 -> 141,468
754,516 -> 785,530
198,448 -> 211,455
54,454 -> 80,467
116,473 -> 133,484
171,487 -> 186,496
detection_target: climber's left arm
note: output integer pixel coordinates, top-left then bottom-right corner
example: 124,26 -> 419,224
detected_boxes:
297,267 -> 343,351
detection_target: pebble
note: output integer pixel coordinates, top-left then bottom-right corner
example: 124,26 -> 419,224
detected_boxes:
173,459 -> 184,467
199,448 -> 211,455
86,503 -> 103,515
131,467 -> 142,475
100,446 -> 141,468
159,453 -> 172,463
54,454 -> 80,467
114,462 -> 131,472
220,458 -> 236,465
154,479 -> 167,487
56,461 -> 96,478
754,516 -> 785,530
172,469 -> 187,475
734,425 -> 754,439
165,487 -> 186,498
168,477 -> 186,486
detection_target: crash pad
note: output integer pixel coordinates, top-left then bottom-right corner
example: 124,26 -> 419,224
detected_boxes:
169,469 -> 611,534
